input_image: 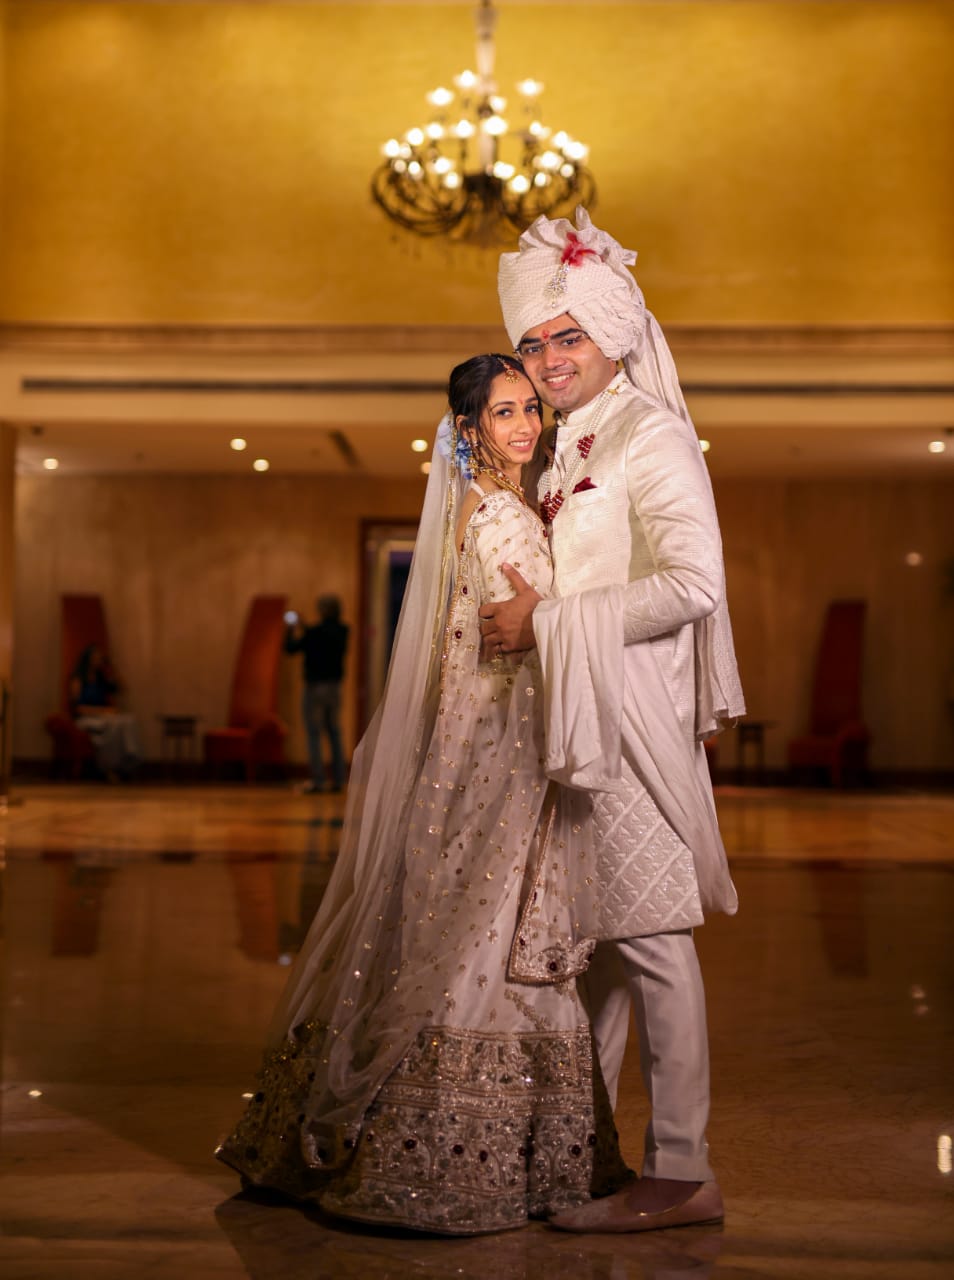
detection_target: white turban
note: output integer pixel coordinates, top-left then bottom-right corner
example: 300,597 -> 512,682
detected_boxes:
498,206 -> 691,425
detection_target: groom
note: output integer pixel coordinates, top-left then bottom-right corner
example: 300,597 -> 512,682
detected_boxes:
479,209 -> 744,1233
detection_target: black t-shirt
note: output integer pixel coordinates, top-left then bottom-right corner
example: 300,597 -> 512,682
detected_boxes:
285,620 -> 349,683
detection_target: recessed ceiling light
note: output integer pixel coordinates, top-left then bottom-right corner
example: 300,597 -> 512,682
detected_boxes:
699,439 -> 711,453
420,460 -> 431,475
411,438 -> 429,453
252,458 -> 270,472
928,439 -> 946,454
905,551 -> 924,567
42,457 -> 59,470
230,437 -> 248,451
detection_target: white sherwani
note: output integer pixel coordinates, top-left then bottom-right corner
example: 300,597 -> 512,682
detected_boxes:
532,371 -> 741,940
527,370 -> 744,1180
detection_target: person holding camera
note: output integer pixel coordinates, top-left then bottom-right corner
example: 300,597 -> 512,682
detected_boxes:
284,595 -> 349,793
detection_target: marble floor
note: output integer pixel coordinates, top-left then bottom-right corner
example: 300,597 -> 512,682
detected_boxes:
1,782 -> 952,1279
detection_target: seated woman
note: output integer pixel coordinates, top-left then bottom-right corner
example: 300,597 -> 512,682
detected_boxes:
70,644 -> 142,780
216,354 -> 627,1234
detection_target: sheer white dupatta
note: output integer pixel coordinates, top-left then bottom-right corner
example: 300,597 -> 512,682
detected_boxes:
263,418 -> 465,1162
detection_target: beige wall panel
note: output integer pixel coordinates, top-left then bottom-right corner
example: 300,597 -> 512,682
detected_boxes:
12,469 -> 954,774
1,2 -> 951,327
13,472 -> 426,765
0,424 -> 14,686
719,477 -> 954,773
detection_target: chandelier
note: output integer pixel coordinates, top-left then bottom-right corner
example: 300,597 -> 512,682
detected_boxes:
371,0 -> 596,246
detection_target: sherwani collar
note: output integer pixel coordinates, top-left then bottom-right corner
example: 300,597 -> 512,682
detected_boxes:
553,369 -> 630,457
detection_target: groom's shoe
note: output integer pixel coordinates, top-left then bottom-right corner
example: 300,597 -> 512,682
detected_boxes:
548,1179 -> 724,1234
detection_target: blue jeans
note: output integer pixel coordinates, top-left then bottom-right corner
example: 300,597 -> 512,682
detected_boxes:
302,681 -> 345,788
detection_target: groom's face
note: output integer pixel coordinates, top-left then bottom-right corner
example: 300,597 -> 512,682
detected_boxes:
516,312 -> 617,414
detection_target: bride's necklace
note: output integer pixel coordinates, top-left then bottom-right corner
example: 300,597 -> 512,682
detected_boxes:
476,466 -> 526,503
539,385 -> 614,525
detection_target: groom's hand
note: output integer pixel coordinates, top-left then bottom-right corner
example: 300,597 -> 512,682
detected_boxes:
479,565 -> 541,660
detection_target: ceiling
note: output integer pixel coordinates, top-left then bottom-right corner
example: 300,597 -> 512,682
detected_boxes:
12,409 -> 954,481
6,324 -> 953,481
2,1 -> 951,482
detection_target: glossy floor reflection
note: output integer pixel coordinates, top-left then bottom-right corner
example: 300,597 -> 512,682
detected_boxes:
2,783 -> 953,1278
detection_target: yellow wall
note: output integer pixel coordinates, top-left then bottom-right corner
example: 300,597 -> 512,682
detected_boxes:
0,0 -> 7,259
1,1 -> 951,326
13,470 -> 954,774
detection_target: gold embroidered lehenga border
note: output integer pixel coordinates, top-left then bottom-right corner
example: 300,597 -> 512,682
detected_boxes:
217,1019 -> 627,1235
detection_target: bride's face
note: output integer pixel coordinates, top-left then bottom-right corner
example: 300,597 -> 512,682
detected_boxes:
477,371 -> 542,475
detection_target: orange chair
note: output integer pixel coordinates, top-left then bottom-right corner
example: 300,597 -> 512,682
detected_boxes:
204,595 -> 289,781
44,594 -> 110,778
788,599 -> 871,787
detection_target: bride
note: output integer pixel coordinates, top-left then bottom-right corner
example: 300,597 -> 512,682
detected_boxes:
216,354 -> 626,1235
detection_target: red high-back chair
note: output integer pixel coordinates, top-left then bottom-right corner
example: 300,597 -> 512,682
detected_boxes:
44,594 -> 111,778
788,599 -> 871,787
204,595 -> 289,781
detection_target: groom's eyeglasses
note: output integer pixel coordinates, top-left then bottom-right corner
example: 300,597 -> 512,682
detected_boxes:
514,329 -> 591,360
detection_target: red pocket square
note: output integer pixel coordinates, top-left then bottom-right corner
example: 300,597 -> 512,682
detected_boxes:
572,477 -> 597,494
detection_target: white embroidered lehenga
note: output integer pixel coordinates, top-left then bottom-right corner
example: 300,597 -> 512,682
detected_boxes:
216,445 -> 627,1235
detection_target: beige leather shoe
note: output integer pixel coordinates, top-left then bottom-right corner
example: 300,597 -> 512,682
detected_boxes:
548,1179 -> 724,1234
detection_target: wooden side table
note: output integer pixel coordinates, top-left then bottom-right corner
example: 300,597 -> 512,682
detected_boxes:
735,719 -> 776,784
157,715 -> 200,779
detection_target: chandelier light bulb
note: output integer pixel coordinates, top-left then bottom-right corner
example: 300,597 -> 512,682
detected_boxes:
371,0 -> 596,244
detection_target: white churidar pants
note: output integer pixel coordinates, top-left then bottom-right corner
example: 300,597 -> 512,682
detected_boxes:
581,930 -> 715,1182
